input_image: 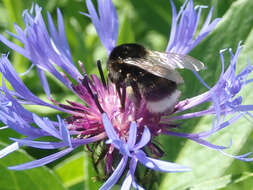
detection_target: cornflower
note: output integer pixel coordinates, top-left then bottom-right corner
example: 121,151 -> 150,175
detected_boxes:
0,0 -> 253,189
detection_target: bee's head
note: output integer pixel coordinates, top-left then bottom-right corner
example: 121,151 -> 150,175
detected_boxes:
109,43 -> 147,60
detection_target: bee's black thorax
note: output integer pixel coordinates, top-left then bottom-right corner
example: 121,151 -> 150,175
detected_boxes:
107,43 -> 147,85
108,43 -> 147,60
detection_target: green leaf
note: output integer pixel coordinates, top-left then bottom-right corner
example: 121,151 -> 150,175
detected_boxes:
0,129 -> 22,145
182,0 -> 253,97
54,152 -> 84,187
0,143 -> 66,190
188,172 -> 253,190
117,14 -> 135,45
2,0 -> 24,25
219,26 -> 253,190
54,151 -> 102,190
160,0 -> 253,189
160,116 -> 253,190
129,0 -> 171,36
1,0 -> 30,73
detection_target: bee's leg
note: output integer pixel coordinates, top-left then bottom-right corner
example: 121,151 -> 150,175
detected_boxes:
121,83 -> 126,110
116,82 -> 122,101
130,80 -> 141,103
115,82 -> 126,111
125,74 -> 142,105
173,98 -> 188,113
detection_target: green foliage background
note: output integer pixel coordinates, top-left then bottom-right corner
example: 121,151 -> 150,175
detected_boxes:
0,0 -> 253,189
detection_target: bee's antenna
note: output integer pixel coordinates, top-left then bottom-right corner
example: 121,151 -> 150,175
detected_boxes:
97,60 -> 106,87
93,93 -> 104,113
82,74 -> 104,113
82,74 -> 94,98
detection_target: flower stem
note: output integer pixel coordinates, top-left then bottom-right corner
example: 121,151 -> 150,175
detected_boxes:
84,147 -> 89,190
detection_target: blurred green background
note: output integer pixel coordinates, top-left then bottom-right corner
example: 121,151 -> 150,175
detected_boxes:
1,0 -> 253,189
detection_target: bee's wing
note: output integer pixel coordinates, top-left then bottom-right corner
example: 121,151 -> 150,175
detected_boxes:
149,51 -> 205,71
123,51 -> 205,84
124,57 -> 184,84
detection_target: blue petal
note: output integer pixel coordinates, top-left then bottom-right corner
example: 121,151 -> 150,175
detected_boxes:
0,56 -> 39,103
136,150 -> 191,172
102,113 -> 119,141
220,151 -> 253,162
121,171 -> 132,190
0,55 -> 64,112
133,126 -> 151,150
1,80 -> 33,122
85,0 -> 118,54
0,34 -> 28,58
0,142 -> 20,159
1,5 -> 82,89
121,160 -> 145,190
191,137 -> 228,150
32,114 -> 61,139
164,130 -> 228,150
166,0 -> 177,52
0,88 -> 42,137
56,8 -> 73,62
37,68 -> 51,98
57,115 -> 72,147
8,147 -> 74,170
99,156 -> 128,190
47,9 -> 82,82
72,132 -> 106,146
0,126 -> 8,130
129,157 -> 144,190
127,121 -> 137,149
97,0 -> 118,53
10,138 -> 66,149
234,105 -> 253,112
0,110 -> 38,137
20,63 -> 35,76
86,0 -> 101,38
166,0 -> 220,54
197,113 -> 242,138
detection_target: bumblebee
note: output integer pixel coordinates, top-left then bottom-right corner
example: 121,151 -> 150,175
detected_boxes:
107,43 -> 204,113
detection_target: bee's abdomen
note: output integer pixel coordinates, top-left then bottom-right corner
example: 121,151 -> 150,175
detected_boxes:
138,73 -> 177,101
